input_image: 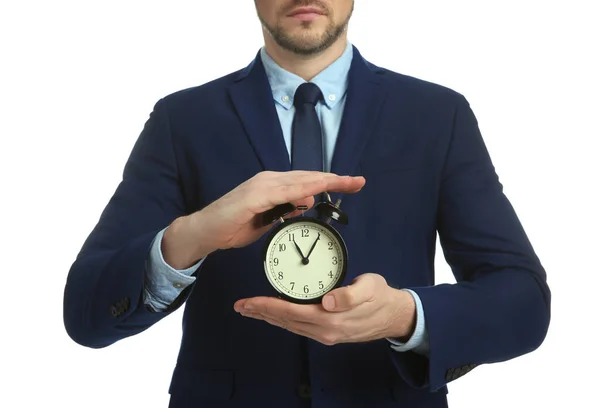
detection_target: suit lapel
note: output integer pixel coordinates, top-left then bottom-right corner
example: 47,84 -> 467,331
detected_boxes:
227,47 -> 387,177
228,53 -> 291,172
330,47 -> 387,178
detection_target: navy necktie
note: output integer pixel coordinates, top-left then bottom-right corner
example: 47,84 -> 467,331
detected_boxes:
290,84 -> 323,369
291,83 -> 324,172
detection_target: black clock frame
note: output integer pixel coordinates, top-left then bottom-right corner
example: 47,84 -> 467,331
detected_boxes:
262,216 -> 349,304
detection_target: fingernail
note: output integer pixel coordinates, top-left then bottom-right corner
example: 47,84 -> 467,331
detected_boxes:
323,295 -> 335,310
244,303 -> 254,310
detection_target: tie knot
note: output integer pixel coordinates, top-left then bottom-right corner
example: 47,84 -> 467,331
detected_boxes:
294,83 -> 323,107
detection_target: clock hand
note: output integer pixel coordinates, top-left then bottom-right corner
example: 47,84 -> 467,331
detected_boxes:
305,233 -> 321,262
292,237 -> 308,264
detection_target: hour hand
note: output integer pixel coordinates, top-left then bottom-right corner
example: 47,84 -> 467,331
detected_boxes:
292,237 -> 307,263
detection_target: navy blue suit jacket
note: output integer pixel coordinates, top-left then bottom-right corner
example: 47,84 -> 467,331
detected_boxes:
64,46 -> 551,407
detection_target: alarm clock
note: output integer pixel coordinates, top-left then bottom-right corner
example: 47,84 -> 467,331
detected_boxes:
261,194 -> 349,304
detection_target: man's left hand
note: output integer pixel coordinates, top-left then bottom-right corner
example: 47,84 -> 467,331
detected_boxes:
233,273 -> 417,345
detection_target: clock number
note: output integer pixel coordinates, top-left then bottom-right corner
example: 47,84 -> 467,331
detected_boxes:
290,282 -> 295,290
332,256 -> 338,265
318,281 -> 324,290
303,285 -> 309,293
328,271 -> 333,278
273,258 -> 279,266
278,244 -> 286,252
288,233 -> 295,242
301,229 -> 309,238
328,242 -> 334,250
278,271 -> 283,280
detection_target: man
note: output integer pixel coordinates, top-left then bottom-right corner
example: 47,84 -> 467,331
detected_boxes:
63,0 -> 551,407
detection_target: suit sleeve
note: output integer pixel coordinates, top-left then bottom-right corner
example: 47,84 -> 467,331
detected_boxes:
63,98 -> 197,348
391,95 -> 551,391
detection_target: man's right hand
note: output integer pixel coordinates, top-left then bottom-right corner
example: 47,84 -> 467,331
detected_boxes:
161,171 -> 366,269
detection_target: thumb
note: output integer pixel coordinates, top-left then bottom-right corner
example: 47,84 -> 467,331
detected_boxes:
322,273 -> 379,312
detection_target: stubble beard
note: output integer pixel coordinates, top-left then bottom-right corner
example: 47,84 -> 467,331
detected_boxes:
258,3 -> 353,56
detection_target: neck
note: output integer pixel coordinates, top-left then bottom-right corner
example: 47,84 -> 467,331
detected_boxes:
263,36 -> 348,81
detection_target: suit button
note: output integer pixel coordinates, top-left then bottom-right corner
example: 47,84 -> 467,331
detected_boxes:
297,383 -> 311,399
122,297 -> 130,312
110,305 -> 119,317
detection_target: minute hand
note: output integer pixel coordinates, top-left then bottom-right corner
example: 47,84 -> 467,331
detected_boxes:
305,233 -> 321,261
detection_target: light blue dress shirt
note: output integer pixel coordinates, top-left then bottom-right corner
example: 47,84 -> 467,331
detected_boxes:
143,42 -> 429,355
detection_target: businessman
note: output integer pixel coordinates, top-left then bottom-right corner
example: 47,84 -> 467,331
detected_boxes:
63,1 -> 551,407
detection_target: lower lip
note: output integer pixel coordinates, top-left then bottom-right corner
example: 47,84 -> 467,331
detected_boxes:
290,12 -> 322,22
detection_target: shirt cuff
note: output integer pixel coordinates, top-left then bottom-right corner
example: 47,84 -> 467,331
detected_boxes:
387,289 -> 430,356
143,227 -> 202,311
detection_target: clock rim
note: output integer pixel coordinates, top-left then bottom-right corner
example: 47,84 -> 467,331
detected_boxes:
262,216 -> 348,305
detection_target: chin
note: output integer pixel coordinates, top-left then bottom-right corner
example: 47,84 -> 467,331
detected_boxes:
286,37 -> 326,51
287,26 -> 327,41
267,18 -> 342,55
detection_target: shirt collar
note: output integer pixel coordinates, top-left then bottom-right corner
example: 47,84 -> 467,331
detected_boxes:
260,42 -> 354,110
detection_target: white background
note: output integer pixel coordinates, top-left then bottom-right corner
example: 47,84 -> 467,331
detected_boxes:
1,0 -> 599,406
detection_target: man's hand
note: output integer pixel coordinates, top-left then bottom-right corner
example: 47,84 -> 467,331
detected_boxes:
162,171 -> 366,269
233,273 -> 417,345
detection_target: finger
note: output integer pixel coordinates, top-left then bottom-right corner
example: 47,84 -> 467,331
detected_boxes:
322,273 -> 380,312
238,311 -> 266,321
258,171 -> 336,190
234,297 -> 321,324
256,174 -> 366,213
245,297 -> 320,323
279,173 -> 364,196
239,311 -> 291,331
267,171 -> 361,188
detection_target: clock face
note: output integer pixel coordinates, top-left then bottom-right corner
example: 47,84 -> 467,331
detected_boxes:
263,217 -> 348,303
